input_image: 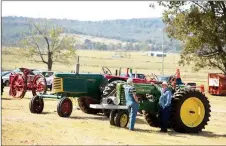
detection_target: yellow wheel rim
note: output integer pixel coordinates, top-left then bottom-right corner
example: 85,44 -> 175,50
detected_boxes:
180,97 -> 205,127
120,114 -> 128,127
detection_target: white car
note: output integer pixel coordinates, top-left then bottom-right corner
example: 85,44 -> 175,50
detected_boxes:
46,74 -> 54,91
2,73 -> 11,86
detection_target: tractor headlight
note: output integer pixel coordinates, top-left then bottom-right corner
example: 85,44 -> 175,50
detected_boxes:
107,96 -> 120,105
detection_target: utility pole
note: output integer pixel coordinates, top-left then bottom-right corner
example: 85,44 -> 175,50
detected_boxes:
161,31 -> 164,75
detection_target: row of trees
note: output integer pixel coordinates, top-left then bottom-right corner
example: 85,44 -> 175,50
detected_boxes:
80,39 -> 175,51
2,16 -> 181,49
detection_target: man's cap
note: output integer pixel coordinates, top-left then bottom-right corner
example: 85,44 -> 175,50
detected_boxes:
162,81 -> 168,85
127,78 -> 133,85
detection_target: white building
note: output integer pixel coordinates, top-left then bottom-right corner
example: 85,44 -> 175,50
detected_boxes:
146,51 -> 166,57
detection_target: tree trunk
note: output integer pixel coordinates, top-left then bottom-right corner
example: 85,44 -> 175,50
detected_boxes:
48,52 -> 53,71
48,61 -> 52,71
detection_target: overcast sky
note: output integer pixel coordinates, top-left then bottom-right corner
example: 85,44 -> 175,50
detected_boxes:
2,1 -> 165,21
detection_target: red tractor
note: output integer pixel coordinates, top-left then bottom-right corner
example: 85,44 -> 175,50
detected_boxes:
9,68 -> 47,99
101,66 -> 160,84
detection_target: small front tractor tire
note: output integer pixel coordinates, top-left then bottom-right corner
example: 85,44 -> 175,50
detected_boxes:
114,110 -> 129,128
109,110 -> 117,125
29,95 -> 44,114
57,97 -> 73,117
170,88 -> 211,133
78,96 -> 101,115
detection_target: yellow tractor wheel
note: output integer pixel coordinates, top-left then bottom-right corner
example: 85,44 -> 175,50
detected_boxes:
170,88 -> 211,133
114,110 -> 129,128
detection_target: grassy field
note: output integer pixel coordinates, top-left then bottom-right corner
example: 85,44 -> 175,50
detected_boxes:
2,49 -> 226,145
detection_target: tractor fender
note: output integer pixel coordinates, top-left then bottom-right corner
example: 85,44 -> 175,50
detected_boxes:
108,78 -> 126,83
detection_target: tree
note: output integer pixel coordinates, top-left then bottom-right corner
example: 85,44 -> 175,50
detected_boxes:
21,20 -> 76,71
158,1 -> 226,73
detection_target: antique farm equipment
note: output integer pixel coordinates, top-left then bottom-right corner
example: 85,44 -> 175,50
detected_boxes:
90,81 -> 211,133
101,67 -> 161,116
101,68 -> 205,117
29,57 -> 108,117
9,68 -> 47,99
208,73 -> 226,95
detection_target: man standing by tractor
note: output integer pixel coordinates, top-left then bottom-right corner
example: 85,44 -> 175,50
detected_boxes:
159,81 -> 172,133
124,78 -> 140,131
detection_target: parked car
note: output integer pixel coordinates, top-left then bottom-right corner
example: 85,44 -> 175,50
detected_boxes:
120,73 -> 146,80
33,71 -> 54,91
2,73 -> 11,86
1,71 -> 11,76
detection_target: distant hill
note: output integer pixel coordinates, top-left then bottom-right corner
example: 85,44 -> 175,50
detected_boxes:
2,16 -> 182,52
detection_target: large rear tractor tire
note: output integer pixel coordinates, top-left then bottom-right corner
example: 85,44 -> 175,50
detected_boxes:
170,88 -> 211,133
78,96 -> 101,115
32,74 -> 47,96
57,97 -> 73,117
11,73 -> 27,99
102,80 -> 126,117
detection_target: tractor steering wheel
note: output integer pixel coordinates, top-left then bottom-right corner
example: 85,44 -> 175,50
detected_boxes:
102,67 -> 112,75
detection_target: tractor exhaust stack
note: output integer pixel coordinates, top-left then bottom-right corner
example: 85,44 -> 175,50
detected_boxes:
75,56 -> 80,74
119,67 -> 121,76
126,68 -> 129,77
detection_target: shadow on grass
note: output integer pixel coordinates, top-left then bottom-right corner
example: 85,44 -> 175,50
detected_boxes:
69,115 -> 109,121
168,130 -> 226,138
41,112 -> 54,115
1,97 -> 14,100
193,131 -> 226,138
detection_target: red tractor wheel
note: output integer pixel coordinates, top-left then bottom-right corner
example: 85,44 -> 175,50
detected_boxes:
32,74 -> 47,96
10,73 -> 27,99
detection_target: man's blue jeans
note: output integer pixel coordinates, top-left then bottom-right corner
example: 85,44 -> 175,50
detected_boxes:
159,106 -> 171,131
127,102 -> 139,130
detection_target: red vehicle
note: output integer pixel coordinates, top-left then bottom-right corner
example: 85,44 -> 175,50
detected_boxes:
208,73 -> 226,95
102,67 -> 160,84
9,68 -> 47,99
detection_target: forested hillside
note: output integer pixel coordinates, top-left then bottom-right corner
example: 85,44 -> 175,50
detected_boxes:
2,16 -> 182,52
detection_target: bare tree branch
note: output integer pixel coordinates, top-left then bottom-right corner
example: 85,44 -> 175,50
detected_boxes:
208,58 -> 226,74
30,35 -> 48,64
192,1 -> 208,12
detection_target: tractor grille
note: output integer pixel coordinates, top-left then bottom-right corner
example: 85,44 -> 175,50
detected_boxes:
53,77 -> 63,93
119,87 -> 126,105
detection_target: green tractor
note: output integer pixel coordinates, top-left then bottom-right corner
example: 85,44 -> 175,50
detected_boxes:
90,82 -> 211,133
29,57 -> 108,117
